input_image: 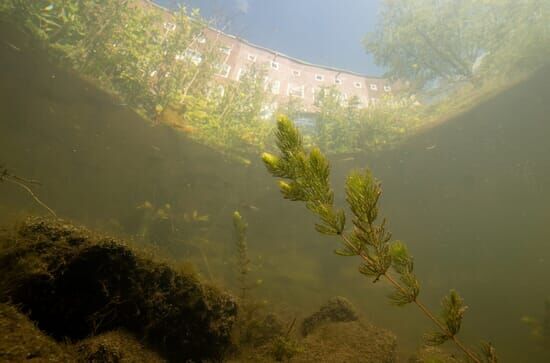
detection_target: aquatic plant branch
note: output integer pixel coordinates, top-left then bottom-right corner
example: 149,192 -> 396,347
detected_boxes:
262,116 -> 494,363
340,233 -> 481,363
0,166 -> 57,218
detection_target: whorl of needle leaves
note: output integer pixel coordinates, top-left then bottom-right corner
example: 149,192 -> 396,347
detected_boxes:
261,116 -> 496,362
262,116 -> 419,300
262,117 -> 345,236
425,290 -> 467,346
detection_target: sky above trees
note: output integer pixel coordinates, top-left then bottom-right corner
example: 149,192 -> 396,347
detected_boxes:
154,0 -> 384,76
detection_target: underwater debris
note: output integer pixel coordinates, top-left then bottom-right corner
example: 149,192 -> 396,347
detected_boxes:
301,296 -> 359,336
262,116 -> 496,363
0,164 -> 56,217
0,217 -> 237,362
184,209 -> 210,223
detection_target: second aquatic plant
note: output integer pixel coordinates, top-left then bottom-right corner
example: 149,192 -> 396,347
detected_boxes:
262,116 -> 497,363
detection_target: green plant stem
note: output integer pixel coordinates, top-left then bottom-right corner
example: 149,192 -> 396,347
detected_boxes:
340,234 -> 481,363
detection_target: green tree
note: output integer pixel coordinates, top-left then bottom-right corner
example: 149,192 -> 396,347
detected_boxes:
184,64 -> 273,154
365,0 -> 549,91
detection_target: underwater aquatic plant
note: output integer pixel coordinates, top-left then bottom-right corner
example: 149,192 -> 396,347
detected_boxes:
0,164 -> 56,217
270,317 -> 302,362
261,116 -> 497,363
233,211 -> 252,301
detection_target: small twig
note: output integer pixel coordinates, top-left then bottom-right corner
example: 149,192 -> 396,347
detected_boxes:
1,167 -> 57,218
198,245 -> 214,281
8,174 -> 42,186
6,178 -> 57,218
285,317 -> 297,337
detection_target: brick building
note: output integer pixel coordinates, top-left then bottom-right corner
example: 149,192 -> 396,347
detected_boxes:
202,28 -> 393,112
144,1 -> 394,113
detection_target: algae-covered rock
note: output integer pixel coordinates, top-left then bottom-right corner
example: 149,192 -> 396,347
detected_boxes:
238,310 -> 286,348
295,321 -> 397,363
0,217 -> 237,362
301,296 -> 359,336
0,303 -> 77,362
75,330 -> 165,363
231,298 -> 397,363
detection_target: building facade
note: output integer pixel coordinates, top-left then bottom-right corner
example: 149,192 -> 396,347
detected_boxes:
145,1 -> 394,113
202,28 -> 393,112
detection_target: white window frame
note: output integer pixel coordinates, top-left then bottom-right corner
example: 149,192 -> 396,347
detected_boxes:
219,46 -> 232,56
260,102 -> 277,120
335,78 -> 343,85
287,84 -> 305,98
217,63 -> 231,78
164,22 -> 176,31
271,80 -> 281,94
339,93 -> 348,106
292,69 -> 301,77
197,34 -> 207,44
312,87 -> 322,102
263,77 -> 270,91
384,85 -> 392,92
237,68 -> 247,81
354,81 -> 363,89
315,74 -> 325,82
176,49 -> 202,65
370,83 -> 378,91
271,61 -> 280,70
247,54 -> 257,62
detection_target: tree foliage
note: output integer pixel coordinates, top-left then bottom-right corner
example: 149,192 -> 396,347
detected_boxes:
1,0 -> 275,157
182,64 -> 274,154
365,0 -> 549,91
312,86 -> 423,153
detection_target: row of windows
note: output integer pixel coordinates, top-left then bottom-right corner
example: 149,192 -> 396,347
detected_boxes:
169,29 -> 391,92
262,59 -> 390,91
162,22 -> 393,92
217,63 -> 392,94
173,48 -> 392,94
214,82 -> 379,109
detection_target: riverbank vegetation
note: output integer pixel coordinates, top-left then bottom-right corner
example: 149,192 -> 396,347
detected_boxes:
4,1 -> 545,159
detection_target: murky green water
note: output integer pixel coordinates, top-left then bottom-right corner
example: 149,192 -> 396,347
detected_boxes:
1,12 -> 550,362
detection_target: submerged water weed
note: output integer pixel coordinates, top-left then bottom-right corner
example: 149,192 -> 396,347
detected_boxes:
230,213 -> 300,355
232,211 -> 252,301
262,116 -> 497,363
0,164 -> 56,217
270,318 -> 302,362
